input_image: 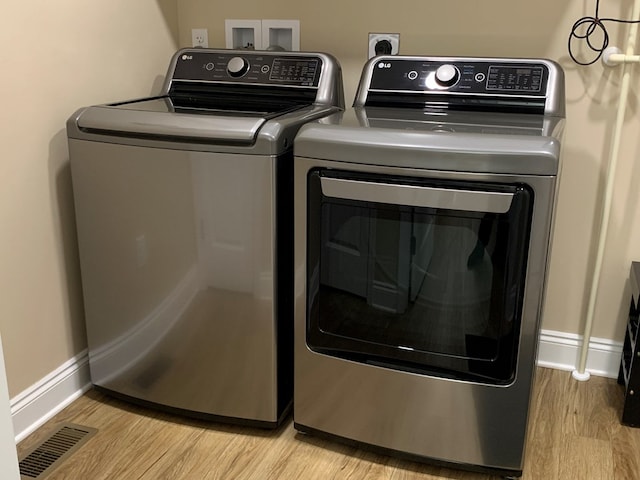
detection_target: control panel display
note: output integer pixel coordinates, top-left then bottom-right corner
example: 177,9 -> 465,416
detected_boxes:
486,66 -> 543,92
270,58 -> 319,84
172,51 -> 322,87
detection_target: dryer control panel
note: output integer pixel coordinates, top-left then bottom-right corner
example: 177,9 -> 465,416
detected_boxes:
357,56 -> 564,116
368,59 -> 547,95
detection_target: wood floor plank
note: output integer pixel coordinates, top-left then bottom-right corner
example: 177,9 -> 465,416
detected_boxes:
521,367 -> 563,479
611,420 -> 640,479
564,372 -> 622,441
16,368 -> 640,480
237,427 -> 310,480
323,446 -> 396,480
145,429 -> 243,480
557,434 -> 614,480
248,429 -> 362,480
135,428 -> 206,480
389,459 -> 500,480
206,429 -> 285,480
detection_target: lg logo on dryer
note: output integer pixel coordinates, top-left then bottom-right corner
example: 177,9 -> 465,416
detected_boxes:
377,62 -> 392,69
181,55 -> 193,61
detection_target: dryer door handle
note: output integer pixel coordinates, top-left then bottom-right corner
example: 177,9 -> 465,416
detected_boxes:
320,177 -> 514,213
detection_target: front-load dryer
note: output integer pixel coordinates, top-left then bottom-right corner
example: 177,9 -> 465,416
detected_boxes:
293,55 -> 564,476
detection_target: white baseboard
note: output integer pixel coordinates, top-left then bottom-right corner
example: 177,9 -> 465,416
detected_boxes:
11,350 -> 91,443
537,329 -> 622,379
8,329 -> 623,442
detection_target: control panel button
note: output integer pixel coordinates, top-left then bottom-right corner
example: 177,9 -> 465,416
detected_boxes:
435,64 -> 460,87
227,56 -> 250,77
408,70 -> 418,80
474,72 -> 486,82
261,64 -> 271,74
205,62 -> 215,71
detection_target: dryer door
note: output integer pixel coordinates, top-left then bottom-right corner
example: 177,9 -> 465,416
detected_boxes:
306,169 -> 534,384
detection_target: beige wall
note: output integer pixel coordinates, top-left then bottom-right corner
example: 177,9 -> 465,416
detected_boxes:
177,0 -> 640,343
0,1 -> 178,397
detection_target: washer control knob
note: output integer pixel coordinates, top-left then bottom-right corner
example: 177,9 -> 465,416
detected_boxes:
435,64 -> 460,87
227,56 -> 250,77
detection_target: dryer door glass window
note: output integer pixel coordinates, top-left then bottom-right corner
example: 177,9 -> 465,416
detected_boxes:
306,169 -> 534,384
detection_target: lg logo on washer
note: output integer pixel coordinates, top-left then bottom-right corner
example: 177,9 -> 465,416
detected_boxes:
181,54 -> 193,61
377,62 -> 392,69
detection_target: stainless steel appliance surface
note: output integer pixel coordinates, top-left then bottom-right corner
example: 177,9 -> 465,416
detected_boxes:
68,48 -> 344,428
293,56 -> 564,476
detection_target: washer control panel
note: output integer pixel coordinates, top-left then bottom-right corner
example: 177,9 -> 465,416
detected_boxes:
172,51 -> 322,87
369,58 -> 547,95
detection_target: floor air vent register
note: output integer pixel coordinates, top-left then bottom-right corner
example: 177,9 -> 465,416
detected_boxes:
18,423 -> 97,479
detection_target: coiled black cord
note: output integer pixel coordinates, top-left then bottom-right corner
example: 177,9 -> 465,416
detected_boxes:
569,0 -> 640,66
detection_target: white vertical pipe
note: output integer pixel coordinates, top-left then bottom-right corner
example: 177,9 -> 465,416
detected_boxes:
572,0 -> 640,381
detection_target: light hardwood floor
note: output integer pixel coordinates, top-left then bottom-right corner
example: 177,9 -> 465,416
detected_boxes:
16,368 -> 640,479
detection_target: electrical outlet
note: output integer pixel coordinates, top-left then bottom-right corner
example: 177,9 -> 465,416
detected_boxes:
191,28 -> 209,48
368,33 -> 400,59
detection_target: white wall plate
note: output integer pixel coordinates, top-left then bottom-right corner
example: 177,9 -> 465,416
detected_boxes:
261,19 -> 300,51
368,33 -> 400,58
225,19 -> 263,50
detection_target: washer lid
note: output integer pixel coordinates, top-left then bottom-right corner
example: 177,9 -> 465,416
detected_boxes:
74,93 -> 294,144
74,84 -> 321,145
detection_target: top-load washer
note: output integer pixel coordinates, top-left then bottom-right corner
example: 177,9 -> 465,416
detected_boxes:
67,48 -> 343,427
293,56 -> 564,476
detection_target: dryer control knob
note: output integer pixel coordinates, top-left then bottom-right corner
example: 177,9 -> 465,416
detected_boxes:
435,64 -> 460,87
227,57 -> 250,77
